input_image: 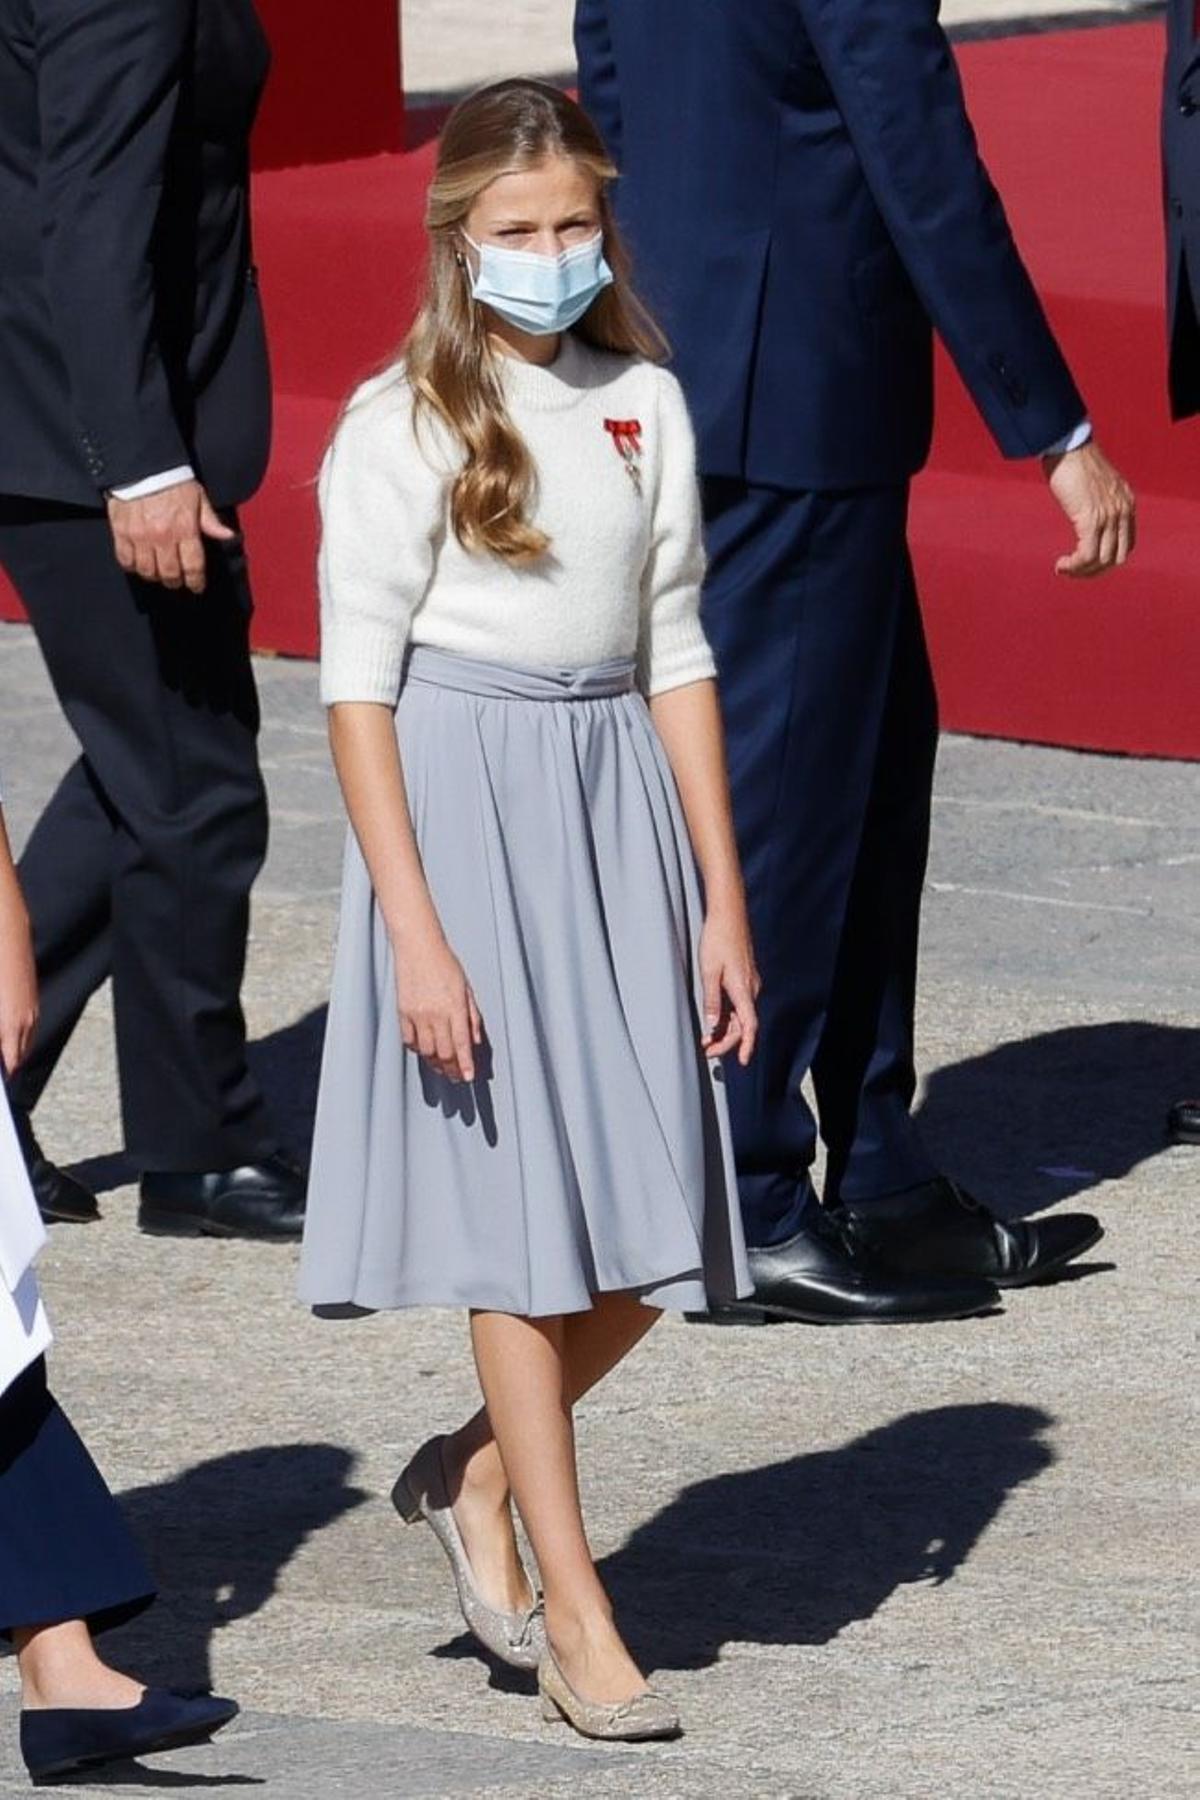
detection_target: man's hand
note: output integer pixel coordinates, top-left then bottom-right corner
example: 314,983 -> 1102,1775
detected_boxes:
1043,441 -> 1136,578
106,479 -> 237,593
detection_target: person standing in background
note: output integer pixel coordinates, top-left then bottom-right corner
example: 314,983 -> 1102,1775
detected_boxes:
1163,0 -> 1200,1148
0,0 -> 304,1239
576,0 -> 1134,1326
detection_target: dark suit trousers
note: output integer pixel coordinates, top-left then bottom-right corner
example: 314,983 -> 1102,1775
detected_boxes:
0,499 -> 276,1171
701,479 -> 940,1246
0,1358 -> 154,1636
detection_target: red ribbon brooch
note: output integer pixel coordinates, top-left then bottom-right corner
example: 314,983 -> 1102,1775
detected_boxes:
604,418 -> 644,495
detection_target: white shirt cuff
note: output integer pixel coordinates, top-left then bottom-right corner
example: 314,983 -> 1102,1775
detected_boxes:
108,465 -> 196,501
1041,419 -> 1093,458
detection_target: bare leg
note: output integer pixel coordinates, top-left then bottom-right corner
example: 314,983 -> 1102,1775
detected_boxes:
14,1621 -> 144,1712
469,1310 -> 647,1704
440,1293 -> 658,1616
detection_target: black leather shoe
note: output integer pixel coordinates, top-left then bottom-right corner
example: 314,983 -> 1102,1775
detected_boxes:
706,1209 -> 999,1325
1167,1098 -> 1200,1145
9,1105 -> 99,1224
21,1688 -> 238,1783
835,1177 -> 1104,1289
139,1154 -> 306,1241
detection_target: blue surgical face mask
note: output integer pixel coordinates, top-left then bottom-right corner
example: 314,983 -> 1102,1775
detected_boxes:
463,231 -> 614,336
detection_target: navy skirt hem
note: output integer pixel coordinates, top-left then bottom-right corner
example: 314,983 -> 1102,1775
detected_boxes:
0,1361 -> 155,1640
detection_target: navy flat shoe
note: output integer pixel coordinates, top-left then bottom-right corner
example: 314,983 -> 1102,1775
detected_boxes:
20,1688 -> 238,1783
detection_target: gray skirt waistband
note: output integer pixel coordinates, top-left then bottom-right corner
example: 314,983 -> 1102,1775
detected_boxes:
403,646 -> 638,703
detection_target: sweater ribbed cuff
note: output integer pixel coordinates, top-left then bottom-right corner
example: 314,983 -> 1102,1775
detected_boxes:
320,620 -> 406,707
644,609 -> 717,697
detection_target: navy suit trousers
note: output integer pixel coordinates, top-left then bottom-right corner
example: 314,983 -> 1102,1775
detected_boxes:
701,480 -> 940,1245
0,499 -> 275,1171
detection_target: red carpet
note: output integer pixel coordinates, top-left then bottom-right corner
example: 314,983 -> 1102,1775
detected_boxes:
3,23 -> 1194,756
251,0 -> 403,170
912,21 -> 1198,759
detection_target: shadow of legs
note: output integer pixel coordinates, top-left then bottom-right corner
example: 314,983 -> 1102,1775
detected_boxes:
107,1443 -> 367,1693
599,1402 -> 1055,1672
247,1008 -> 328,1164
49,1009 -> 331,1189
916,1020 -> 1200,1216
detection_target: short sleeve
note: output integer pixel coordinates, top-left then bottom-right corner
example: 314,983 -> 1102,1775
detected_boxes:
637,371 -> 717,697
318,378 -> 447,707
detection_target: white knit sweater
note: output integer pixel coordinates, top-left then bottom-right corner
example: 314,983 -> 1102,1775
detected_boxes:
318,335 -> 716,706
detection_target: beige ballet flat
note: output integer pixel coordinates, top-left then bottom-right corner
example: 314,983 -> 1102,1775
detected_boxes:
392,1434 -> 545,1670
538,1649 -> 682,1742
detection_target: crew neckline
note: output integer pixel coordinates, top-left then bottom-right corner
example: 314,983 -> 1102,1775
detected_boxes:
494,333 -> 601,411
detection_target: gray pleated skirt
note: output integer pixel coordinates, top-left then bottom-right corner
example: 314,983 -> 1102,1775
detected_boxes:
298,647 -> 751,1319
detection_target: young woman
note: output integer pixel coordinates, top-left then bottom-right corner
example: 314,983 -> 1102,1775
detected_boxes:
0,792 -> 237,1784
299,79 -> 759,1743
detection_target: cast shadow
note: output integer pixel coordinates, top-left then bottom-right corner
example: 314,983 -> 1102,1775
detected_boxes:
61,1150 -> 136,1198
429,1633 -> 536,1696
41,1767 -> 262,1789
433,1402 -> 1053,1686
915,1019 -> 1200,1217
245,1016 -> 1200,1219
60,992 -> 497,1194
65,1015 -> 1195,1230
246,1006 -> 328,1162
593,1402 -> 1054,1673
49,1009 -> 331,1195
107,1443 -> 368,1695
249,1007 -> 502,1161
419,1041 -> 498,1146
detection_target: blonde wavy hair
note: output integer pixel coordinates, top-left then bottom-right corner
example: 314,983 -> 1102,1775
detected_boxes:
402,78 -> 668,565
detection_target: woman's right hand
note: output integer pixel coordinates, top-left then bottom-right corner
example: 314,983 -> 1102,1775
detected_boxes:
0,890 -> 38,1076
393,924 -> 484,1085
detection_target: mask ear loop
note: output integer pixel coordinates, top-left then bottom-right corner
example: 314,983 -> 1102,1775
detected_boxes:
455,235 -> 490,351
455,233 -> 476,302
457,231 -> 483,287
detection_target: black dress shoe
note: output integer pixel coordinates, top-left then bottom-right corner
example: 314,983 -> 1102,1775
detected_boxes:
9,1106 -> 99,1225
139,1153 -> 306,1241
21,1687 -> 238,1782
1167,1098 -> 1200,1145
706,1209 -> 999,1325
835,1177 -> 1104,1289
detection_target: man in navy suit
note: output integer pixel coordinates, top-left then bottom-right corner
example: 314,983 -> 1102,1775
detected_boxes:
0,0 -> 305,1240
1164,0 -> 1200,1149
577,0 -> 1134,1324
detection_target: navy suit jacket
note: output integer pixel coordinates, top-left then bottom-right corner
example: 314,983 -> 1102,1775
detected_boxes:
576,0 -> 1085,491
0,0 -> 272,509
1164,0 -> 1200,419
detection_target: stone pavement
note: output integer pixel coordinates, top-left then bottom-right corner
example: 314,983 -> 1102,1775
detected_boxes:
0,616 -> 1196,1798
399,0 -> 1162,99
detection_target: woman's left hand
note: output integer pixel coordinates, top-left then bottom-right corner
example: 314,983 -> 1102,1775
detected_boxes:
698,902 -> 760,1066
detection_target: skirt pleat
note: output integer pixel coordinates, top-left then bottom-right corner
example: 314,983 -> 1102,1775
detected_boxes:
299,650 -> 750,1318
